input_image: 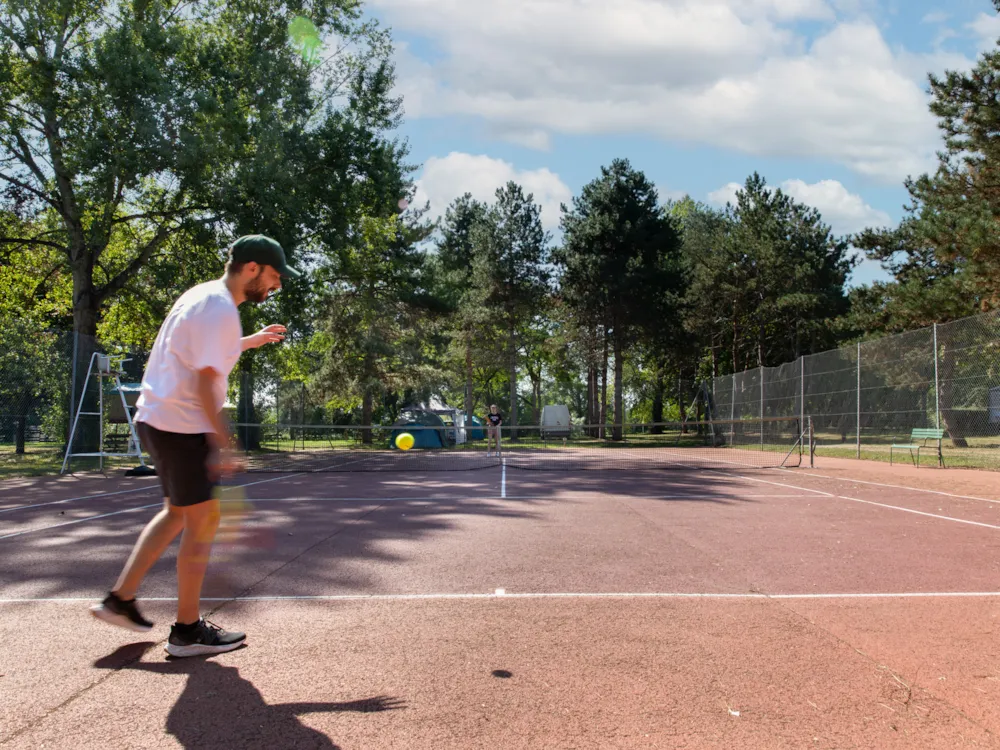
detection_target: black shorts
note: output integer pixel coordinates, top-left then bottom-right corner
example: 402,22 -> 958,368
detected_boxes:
136,422 -> 215,507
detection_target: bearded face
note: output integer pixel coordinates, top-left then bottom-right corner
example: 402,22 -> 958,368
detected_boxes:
244,266 -> 282,303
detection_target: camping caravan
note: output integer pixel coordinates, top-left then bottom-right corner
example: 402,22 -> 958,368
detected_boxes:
541,404 -> 572,438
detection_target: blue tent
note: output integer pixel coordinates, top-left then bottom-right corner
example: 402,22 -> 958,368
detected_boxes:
390,409 -> 448,449
466,415 -> 485,441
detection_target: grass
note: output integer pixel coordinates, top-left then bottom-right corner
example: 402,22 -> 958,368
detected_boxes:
812,430 -> 1000,470
0,441 -> 146,480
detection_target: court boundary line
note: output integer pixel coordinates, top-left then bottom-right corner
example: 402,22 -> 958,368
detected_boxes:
0,473 -> 304,518
776,467 -> 1000,504
0,492 -> 825,540
735,473 -> 1000,531
232,493 -> 820,502
0,503 -> 163,541
0,485 -> 159,515
4,590 -> 1000,604
0,474 -> 308,540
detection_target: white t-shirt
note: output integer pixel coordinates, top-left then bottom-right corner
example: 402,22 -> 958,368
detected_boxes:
135,279 -> 243,434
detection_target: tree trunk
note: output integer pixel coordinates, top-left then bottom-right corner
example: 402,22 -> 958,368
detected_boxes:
465,338 -> 474,428
361,389 -> 374,445
14,416 -> 26,455
586,364 -> 595,437
613,332 -> 624,441
531,372 -> 541,426
70,281 -> 102,452
508,320 -> 517,441
679,377 -> 688,434
600,326 -> 609,439
651,362 -> 664,435
236,363 -> 261,451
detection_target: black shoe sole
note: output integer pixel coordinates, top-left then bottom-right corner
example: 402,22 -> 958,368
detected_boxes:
165,638 -> 246,658
90,604 -> 153,633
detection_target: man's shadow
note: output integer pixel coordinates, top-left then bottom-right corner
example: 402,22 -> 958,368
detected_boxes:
95,644 -> 405,749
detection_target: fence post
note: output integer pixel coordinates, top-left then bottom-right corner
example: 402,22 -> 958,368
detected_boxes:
730,376 -> 736,423
799,356 -> 805,439
933,323 -> 940,430
856,341 -> 861,459
760,366 -> 765,448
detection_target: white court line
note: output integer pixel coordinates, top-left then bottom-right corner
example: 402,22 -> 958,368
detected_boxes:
0,485 -> 159,515
0,472 -> 303,517
501,461 -> 507,499
5,590 -> 1000,604
0,491 -> 822,541
778,468 -> 1000,505
236,493 -> 819,503
0,503 -> 163,541
0,474 -> 306,541
733,473 -> 1000,531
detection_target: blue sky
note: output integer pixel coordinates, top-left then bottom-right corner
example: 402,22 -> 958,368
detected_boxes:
363,0 -> 1000,286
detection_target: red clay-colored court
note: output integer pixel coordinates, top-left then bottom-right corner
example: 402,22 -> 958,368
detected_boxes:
3,458 -> 1000,748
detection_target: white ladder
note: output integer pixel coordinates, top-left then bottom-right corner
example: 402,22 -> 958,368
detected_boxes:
61,352 -> 151,475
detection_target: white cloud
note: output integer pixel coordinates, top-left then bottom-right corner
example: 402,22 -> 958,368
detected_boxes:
657,185 -> 689,202
922,11 -> 949,24
489,127 -> 552,151
708,182 -> 743,207
374,0 -> 961,183
708,178 -> 892,236
412,152 -> 573,231
969,12 -> 1000,51
779,179 -> 892,234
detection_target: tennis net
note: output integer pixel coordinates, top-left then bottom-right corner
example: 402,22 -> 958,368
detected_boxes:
239,417 -> 807,473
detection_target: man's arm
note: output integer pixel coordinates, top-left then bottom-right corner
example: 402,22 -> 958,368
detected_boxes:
195,366 -> 235,450
242,324 -> 287,351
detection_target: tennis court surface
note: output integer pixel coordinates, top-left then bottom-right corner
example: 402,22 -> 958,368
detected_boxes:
3,452 -> 1000,749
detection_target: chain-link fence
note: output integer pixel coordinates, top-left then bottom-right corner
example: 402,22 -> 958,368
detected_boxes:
712,310 -> 1000,469
5,311 -> 999,475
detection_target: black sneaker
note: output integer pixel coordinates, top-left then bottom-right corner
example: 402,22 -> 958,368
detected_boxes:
166,619 -> 246,658
90,592 -> 154,633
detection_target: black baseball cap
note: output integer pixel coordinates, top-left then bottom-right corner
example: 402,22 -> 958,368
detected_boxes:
228,234 -> 301,278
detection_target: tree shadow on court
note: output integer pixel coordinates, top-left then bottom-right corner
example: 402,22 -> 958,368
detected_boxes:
0,466 -> 780,600
94,643 -> 405,750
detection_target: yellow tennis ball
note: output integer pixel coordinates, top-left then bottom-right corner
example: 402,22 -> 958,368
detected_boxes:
396,432 -> 415,451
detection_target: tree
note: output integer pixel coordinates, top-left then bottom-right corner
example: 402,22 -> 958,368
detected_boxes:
435,194 -> 492,424
471,182 -> 550,435
849,1 -> 1000,446
556,159 -> 684,440
0,0 -> 410,448
860,1 -> 1000,309
313,213 -> 436,441
685,174 -> 852,374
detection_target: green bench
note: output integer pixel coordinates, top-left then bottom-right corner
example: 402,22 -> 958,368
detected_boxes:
890,428 -> 945,467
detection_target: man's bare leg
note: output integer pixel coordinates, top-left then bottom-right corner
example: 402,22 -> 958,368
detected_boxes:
91,497 -> 184,631
166,497 -> 245,657
175,498 -> 221,625
112,498 -> 185,600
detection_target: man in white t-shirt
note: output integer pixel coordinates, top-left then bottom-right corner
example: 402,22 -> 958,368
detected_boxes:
90,234 -> 299,657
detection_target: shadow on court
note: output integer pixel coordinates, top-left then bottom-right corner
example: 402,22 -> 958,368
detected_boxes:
0,468 -> 775,600
94,643 -> 405,749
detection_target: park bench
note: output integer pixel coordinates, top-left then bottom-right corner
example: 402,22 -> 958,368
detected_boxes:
889,428 -> 945,468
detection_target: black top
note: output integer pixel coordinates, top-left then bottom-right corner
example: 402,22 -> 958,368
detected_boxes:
486,412 -> 502,426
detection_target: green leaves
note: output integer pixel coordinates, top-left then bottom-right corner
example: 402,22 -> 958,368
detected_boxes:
681,173 -> 851,372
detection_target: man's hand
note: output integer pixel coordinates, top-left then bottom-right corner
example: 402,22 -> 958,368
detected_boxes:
207,445 -> 245,481
242,324 -> 287,351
